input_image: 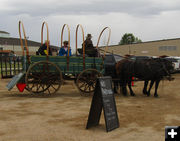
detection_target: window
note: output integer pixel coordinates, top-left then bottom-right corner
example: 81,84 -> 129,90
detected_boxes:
159,46 -> 177,51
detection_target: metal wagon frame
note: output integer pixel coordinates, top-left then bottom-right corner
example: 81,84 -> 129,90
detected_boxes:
18,21 -> 111,96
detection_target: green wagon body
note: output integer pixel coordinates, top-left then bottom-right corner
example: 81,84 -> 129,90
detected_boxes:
25,55 -> 105,75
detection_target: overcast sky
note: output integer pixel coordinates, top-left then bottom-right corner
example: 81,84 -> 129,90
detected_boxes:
1,0 -> 180,50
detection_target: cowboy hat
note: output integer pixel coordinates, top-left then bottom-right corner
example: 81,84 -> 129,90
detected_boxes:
86,34 -> 92,38
63,40 -> 68,44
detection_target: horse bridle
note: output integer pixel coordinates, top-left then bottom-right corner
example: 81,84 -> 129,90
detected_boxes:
148,59 -> 171,77
160,62 -> 173,80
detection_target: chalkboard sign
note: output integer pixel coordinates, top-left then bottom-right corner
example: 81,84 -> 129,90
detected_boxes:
86,76 -> 119,132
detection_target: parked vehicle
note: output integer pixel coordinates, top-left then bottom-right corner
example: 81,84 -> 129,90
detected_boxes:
129,55 -> 152,61
164,57 -> 180,73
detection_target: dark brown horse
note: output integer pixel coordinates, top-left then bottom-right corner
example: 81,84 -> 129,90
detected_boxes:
115,58 -> 174,97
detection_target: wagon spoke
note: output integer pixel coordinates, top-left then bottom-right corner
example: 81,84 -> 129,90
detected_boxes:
90,85 -> 93,91
40,83 -> 46,90
38,81 -> 45,91
92,83 -> 96,89
84,83 -> 89,92
88,85 -> 91,92
45,83 -> 50,88
36,84 -> 41,91
50,85 -> 56,90
79,82 -> 86,89
38,83 -> 44,91
28,84 -> 34,90
83,84 -> 87,92
27,81 -> 35,89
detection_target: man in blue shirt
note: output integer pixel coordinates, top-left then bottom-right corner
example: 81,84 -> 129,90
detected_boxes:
59,41 -> 71,56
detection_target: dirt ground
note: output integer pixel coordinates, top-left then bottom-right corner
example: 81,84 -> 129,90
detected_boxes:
0,74 -> 180,141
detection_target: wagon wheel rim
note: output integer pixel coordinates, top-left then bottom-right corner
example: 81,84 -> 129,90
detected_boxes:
76,69 -> 102,96
25,61 -> 62,94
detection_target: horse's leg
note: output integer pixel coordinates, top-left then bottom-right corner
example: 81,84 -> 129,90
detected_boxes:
154,80 -> 160,97
122,83 -> 127,96
119,77 -> 126,96
143,81 -> 149,95
121,79 -> 127,96
147,80 -> 155,96
128,79 -> 135,96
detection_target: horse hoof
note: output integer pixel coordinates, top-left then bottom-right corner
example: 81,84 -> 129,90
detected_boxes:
131,93 -> 135,96
123,94 -> 128,96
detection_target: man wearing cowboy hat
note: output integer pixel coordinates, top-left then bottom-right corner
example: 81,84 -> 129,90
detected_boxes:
82,34 -> 98,57
82,34 -> 93,49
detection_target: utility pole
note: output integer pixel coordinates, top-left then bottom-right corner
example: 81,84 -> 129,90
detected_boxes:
127,36 -> 132,55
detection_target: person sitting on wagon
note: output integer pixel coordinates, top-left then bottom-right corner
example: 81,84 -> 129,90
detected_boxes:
59,41 -> 72,56
37,40 -> 52,56
82,34 -> 98,57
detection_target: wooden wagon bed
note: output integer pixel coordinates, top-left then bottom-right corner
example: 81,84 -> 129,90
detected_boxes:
29,56 -> 104,75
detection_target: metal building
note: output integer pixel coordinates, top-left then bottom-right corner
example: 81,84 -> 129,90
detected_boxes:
0,30 -> 59,56
101,38 -> 180,57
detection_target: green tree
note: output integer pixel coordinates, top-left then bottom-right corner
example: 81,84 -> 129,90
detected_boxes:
135,37 -> 142,43
119,33 -> 142,45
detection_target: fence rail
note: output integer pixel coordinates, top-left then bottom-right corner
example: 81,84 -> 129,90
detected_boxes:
0,55 -> 23,79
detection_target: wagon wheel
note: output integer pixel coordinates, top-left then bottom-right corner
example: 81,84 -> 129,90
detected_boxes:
25,61 -> 62,94
76,69 -> 102,96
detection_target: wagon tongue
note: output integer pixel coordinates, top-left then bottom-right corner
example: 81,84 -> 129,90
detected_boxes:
16,83 -> 26,92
